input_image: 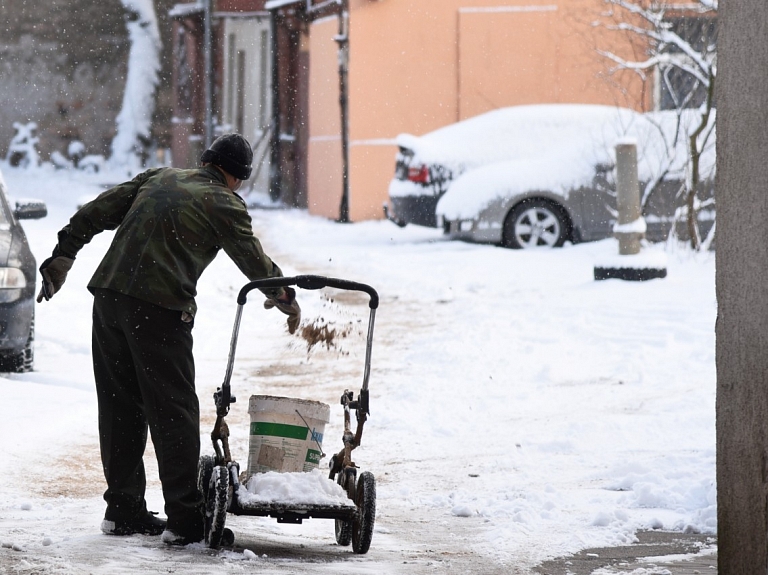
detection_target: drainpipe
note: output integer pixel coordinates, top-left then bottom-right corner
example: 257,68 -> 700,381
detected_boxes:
203,0 -> 214,148
335,0 -> 350,222
269,12 -> 281,202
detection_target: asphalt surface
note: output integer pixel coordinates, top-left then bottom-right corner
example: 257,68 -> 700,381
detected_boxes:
535,531 -> 716,574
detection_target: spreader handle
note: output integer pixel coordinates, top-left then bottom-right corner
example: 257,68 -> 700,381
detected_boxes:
237,275 -> 379,309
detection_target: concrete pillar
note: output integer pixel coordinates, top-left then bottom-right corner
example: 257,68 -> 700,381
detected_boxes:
593,140 -> 665,282
614,142 -> 643,255
716,2 -> 768,572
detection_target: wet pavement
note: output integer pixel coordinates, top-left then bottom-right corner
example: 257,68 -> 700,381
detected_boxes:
535,531 -> 716,574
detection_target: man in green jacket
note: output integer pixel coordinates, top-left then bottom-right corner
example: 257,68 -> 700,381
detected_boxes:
36,134 -> 300,546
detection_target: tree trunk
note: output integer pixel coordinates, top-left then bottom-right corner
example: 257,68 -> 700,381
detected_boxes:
686,71 -> 715,250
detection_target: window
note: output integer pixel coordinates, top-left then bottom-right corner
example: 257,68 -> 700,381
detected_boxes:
658,16 -> 717,110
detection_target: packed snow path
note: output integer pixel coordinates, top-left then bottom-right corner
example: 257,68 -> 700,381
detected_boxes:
0,166 -> 715,573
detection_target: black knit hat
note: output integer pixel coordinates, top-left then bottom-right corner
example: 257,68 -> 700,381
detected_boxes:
200,133 -> 253,180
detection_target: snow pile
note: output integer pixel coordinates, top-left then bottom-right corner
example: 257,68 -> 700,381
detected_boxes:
240,469 -> 356,507
605,465 -> 717,532
5,121 -> 41,168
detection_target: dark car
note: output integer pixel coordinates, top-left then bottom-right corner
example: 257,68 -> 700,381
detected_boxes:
0,170 -> 47,372
385,104 -> 715,247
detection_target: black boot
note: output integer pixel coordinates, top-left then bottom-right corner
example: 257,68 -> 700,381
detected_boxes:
161,527 -> 234,547
101,509 -> 167,536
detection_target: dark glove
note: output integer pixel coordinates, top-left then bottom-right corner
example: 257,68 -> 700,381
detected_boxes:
264,286 -> 301,334
36,256 -> 74,302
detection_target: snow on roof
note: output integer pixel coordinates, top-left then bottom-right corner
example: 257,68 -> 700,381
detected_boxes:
265,0 -> 303,10
168,2 -> 203,17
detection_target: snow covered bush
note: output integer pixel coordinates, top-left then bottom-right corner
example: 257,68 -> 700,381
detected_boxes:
5,122 -> 41,169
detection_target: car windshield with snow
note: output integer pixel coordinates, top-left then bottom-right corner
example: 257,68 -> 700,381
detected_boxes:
0,168 -> 47,372
385,104 -> 715,248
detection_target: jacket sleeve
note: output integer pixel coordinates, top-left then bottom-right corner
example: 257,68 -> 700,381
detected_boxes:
209,192 -> 285,299
54,169 -> 162,259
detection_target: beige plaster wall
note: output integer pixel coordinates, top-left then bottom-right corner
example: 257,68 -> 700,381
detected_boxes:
307,0 -> 648,222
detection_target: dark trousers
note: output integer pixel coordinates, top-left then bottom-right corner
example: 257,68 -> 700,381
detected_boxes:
92,289 -> 203,535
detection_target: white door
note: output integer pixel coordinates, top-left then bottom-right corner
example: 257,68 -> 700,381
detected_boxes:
221,17 -> 272,194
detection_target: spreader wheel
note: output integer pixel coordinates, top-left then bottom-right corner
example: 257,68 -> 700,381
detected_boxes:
198,455 -> 214,497
335,467 -> 356,546
205,465 -> 229,549
352,471 -> 376,554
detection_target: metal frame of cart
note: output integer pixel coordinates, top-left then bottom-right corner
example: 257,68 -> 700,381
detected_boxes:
199,275 -> 379,553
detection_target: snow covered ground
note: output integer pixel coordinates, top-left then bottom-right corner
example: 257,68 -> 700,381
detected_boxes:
0,163 -> 716,573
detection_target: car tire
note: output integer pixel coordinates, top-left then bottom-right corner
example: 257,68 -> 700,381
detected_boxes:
0,313 -> 34,373
503,199 -> 570,249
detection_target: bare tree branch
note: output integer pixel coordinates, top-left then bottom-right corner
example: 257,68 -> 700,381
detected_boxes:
597,0 -> 717,249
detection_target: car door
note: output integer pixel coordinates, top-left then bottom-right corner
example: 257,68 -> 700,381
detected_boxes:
577,165 -> 616,242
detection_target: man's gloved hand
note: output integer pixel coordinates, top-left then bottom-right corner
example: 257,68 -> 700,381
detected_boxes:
264,286 -> 301,334
36,256 -> 74,303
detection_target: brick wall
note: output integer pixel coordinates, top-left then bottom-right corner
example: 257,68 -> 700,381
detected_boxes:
0,0 -> 179,163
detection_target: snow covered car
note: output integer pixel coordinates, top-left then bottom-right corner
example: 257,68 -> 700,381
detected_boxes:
0,169 -> 47,371
385,104 -> 715,248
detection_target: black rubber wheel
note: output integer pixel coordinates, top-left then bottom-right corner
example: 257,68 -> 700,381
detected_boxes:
0,313 -> 34,373
352,471 -> 376,554
205,465 -> 229,549
503,199 -> 570,249
198,455 -> 214,497
335,468 -> 356,546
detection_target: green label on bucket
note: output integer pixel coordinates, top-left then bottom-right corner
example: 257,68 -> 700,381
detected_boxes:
305,449 -> 322,464
251,422 -> 309,440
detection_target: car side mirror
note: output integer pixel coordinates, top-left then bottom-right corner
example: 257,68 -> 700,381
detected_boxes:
14,200 -> 47,220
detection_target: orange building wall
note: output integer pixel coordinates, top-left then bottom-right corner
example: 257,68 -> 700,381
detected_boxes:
458,6 -> 559,118
307,16 -> 344,219
307,0 -> 649,222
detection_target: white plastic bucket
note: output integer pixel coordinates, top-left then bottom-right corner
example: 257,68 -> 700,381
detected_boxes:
247,395 -> 331,476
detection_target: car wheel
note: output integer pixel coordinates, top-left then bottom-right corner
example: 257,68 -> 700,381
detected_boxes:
0,313 -> 34,373
503,199 -> 569,249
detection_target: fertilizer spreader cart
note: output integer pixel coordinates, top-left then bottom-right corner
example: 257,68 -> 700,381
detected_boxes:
199,275 -> 378,553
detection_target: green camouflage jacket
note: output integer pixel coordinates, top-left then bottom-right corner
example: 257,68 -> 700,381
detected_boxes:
55,166 -> 283,315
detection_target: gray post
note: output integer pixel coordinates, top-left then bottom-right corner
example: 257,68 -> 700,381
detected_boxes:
716,1 -> 768,572
594,141 -> 664,282
203,0 -> 213,149
615,142 -> 643,255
